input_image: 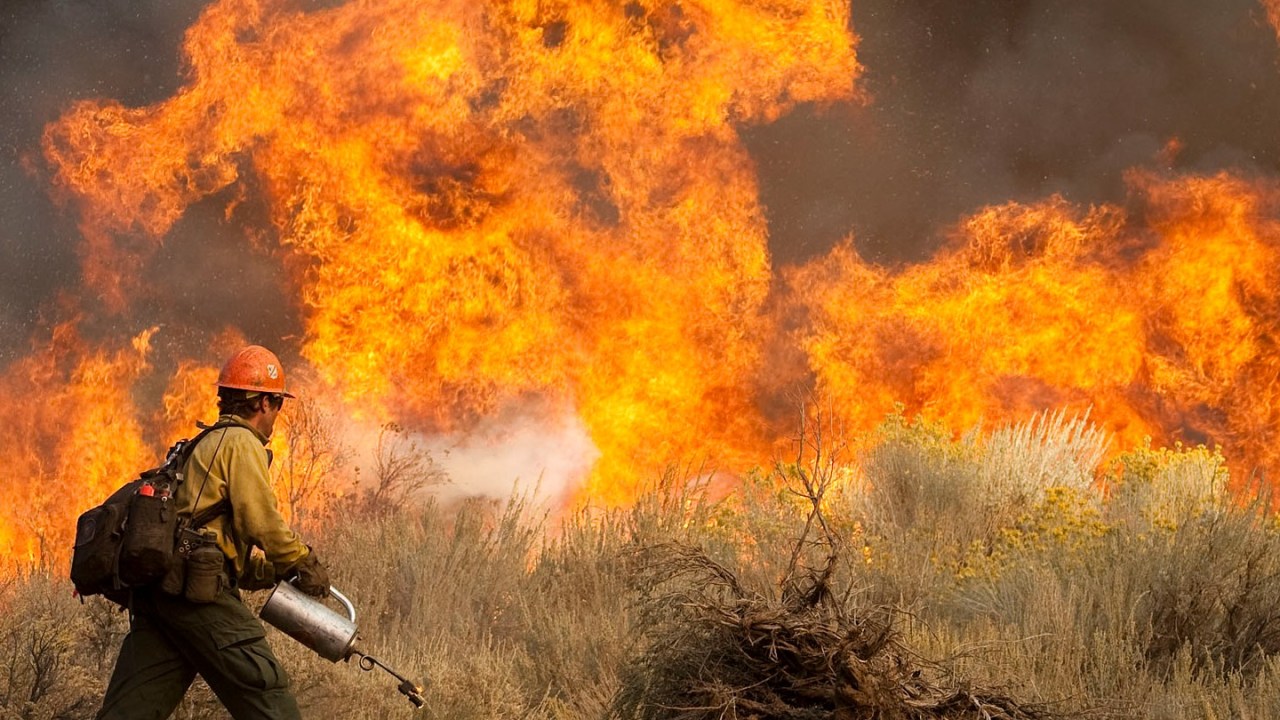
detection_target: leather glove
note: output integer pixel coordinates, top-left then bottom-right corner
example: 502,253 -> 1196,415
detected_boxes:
289,548 -> 330,598
239,556 -> 276,591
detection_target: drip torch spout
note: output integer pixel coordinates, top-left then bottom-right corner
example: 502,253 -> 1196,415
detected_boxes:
353,651 -> 428,708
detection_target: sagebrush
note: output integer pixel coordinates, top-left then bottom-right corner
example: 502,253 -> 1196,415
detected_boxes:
11,410 -> 1280,719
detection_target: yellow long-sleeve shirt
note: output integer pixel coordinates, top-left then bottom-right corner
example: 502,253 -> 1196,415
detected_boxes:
176,415 -> 309,587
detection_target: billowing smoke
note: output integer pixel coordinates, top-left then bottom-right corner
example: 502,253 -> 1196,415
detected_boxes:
748,0 -> 1280,265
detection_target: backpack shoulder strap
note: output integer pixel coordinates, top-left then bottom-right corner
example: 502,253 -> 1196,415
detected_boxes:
177,417 -> 240,461
180,419 -> 243,529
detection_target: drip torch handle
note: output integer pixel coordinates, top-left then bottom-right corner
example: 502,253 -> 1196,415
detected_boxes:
284,578 -> 356,623
329,586 -> 356,624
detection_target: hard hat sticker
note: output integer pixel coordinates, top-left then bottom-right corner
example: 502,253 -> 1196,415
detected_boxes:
267,364 -> 279,379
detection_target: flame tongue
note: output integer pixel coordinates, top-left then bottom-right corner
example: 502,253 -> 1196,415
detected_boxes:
41,0 -> 859,502
0,323 -> 155,562
790,171 -> 1280,482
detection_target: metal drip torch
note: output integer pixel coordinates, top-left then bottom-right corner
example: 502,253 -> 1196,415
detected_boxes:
259,581 -> 427,708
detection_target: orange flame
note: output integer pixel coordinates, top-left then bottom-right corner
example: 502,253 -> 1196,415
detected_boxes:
42,0 -> 860,505
8,0 -> 1280,578
0,320 -> 154,568
160,362 -> 220,442
788,171 -> 1280,484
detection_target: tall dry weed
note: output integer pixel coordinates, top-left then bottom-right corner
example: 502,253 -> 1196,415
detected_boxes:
22,405 -> 1280,719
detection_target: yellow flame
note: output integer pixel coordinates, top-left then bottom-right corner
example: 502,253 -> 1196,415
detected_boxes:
43,0 -> 860,504
789,171 -> 1280,485
0,323 -> 154,568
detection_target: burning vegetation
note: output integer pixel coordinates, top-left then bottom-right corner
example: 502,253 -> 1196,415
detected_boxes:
8,0 -> 1277,564
787,171 -> 1280,488
39,0 -> 861,513
1,0 -> 1280,715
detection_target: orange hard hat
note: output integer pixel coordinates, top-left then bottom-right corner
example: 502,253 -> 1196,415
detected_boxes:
216,345 -> 296,398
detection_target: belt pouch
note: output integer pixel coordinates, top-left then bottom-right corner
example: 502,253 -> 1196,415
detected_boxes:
184,541 -> 225,604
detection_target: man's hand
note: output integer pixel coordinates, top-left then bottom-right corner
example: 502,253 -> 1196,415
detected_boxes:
240,556 -> 277,591
290,548 -> 331,598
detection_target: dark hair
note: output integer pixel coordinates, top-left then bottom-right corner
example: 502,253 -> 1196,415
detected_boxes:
217,388 -> 278,418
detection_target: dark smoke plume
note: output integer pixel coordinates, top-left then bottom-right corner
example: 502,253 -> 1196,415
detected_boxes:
0,0 -> 297,366
748,0 -> 1280,265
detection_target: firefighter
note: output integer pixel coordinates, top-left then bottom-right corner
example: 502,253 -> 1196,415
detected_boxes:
95,345 -> 330,720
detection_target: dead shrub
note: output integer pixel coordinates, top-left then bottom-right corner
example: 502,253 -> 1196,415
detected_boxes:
612,542 -> 1058,720
613,403 -> 1062,720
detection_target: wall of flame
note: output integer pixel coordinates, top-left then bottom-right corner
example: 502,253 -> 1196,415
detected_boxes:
0,0 -> 1276,568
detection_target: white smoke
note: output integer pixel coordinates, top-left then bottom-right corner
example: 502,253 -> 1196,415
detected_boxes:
331,398 -> 600,510
426,407 -> 600,506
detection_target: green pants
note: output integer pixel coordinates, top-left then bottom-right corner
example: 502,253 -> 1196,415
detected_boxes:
96,587 -> 302,720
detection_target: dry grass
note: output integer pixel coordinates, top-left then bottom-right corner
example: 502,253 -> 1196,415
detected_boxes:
12,408 -> 1280,719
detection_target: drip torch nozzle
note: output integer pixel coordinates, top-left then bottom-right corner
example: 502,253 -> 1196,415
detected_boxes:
354,651 -> 428,708
398,679 -> 426,708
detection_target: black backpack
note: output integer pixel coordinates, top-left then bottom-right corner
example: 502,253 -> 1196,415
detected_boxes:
70,420 -> 237,604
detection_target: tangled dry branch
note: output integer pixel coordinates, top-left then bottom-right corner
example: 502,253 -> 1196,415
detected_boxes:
613,541 -> 1061,720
